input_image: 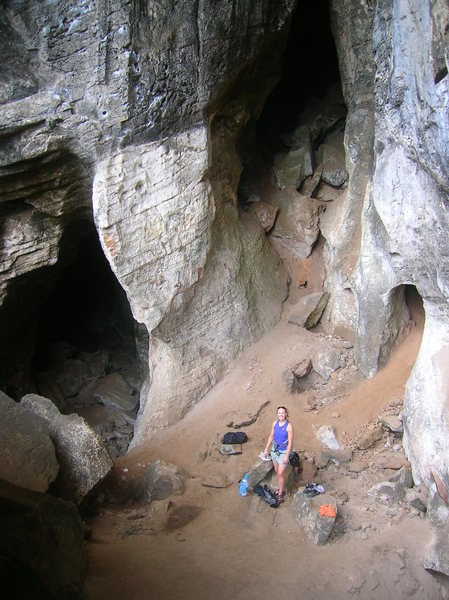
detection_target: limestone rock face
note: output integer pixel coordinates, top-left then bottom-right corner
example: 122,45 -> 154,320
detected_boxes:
0,1 -> 294,438
370,0 -> 449,490
0,390 -> 59,493
21,394 -> 113,504
93,127 -> 214,330
2,0 -> 449,493
323,0 -> 376,338
328,0 -> 449,489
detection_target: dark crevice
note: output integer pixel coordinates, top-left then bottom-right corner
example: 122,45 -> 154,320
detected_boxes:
237,1 -> 345,208
1,219 -> 143,457
435,65 -> 448,85
256,1 -> 342,140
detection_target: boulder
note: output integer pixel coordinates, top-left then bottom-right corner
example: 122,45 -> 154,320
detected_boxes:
247,202 -> 279,232
312,347 -> 341,380
367,481 -> 405,504
358,426 -> 383,450
273,143 -> 313,191
321,446 -> 353,465
139,459 -> 186,502
49,358 -> 89,398
317,130 -> 348,188
300,165 -> 323,198
282,368 -> 296,393
20,394 -> 113,504
293,358 -> 313,378
92,372 -> 138,412
380,414 -> 404,433
0,478 -> 84,599
288,292 -> 330,329
270,196 -> 322,258
291,490 -> 337,545
283,359 -> 313,393
281,93 -> 346,150
78,349 -> 110,380
380,455 -> 410,470
246,459 -> 274,488
147,499 -> 172,531
389,467 -> 414,489
34,371 -> 69,413
316,425 -> 340,450
0,390 -> 59,493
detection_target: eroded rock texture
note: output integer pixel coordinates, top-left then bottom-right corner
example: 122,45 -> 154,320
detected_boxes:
329,0 -> 449,492
1,0 -> 449,501
0,1 -> 292,442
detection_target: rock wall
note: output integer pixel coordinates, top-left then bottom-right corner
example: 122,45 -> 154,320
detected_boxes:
330,0 -> 449,490
370,0 -> 449,491
1,0 -> 449,492
0,1 -> 292,437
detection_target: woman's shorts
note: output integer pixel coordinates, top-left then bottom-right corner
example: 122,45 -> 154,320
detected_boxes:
270,449 -> 287,466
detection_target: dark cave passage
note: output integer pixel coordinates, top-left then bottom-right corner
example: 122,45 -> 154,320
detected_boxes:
257,1 -> 343,140
234,1 -> 345,303
378,284 -> 425,371
405,284 -> 424,327
31,221 -> 144,457
0,219 -> 145,458
34,222 -> 135,366
237,1 -> 346,205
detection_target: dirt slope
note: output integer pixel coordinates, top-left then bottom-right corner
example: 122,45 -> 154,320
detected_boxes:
84,295 -> 449,600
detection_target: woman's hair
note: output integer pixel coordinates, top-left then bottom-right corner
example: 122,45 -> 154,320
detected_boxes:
277,406 -> 288,414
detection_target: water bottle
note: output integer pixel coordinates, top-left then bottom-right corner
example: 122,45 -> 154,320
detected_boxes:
238,473 -> 249,497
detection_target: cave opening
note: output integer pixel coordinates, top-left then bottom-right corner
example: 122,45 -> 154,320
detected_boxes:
256,1 -> 343,145
405,284 -> 425,329
34,222 -> 134,363
379,284 -> 425,371
31,221 -> 144,458
237,0 -> 344,186
236,1 -> 345,302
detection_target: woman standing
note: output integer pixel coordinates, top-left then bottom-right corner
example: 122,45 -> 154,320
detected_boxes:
263,406 -> 294,503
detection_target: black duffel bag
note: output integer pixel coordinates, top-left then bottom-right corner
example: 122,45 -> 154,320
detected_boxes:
221,431 -> 248,444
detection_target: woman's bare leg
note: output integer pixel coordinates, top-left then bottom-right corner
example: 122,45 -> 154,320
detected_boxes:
277,464 -> 286,496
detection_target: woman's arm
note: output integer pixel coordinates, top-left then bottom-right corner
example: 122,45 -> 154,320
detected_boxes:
264,422 -> 275,457
283,423 -> 294,464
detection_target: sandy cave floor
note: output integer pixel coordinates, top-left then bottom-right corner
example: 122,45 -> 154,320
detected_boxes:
84,300 -> 449,600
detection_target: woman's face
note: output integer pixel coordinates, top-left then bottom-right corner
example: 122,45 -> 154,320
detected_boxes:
277,408 -> 287,421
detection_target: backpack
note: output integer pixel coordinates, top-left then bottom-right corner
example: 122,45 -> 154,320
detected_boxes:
289,451 -> 300,468
221,431 -> 248,444
253,484 -> 279,507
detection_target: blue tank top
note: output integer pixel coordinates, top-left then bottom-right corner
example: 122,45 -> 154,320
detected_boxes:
273,420 -> 289,450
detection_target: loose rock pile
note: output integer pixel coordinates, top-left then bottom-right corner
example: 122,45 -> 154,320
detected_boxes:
34,339 -> 142,458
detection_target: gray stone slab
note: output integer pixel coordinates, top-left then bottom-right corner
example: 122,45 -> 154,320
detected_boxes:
0,390 -> 59,493
20,394 -> 113,504
291,490 -> 337,545
288,292 -> 330,329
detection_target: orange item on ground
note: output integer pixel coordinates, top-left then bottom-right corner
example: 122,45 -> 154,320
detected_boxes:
319,503 -> 336,517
